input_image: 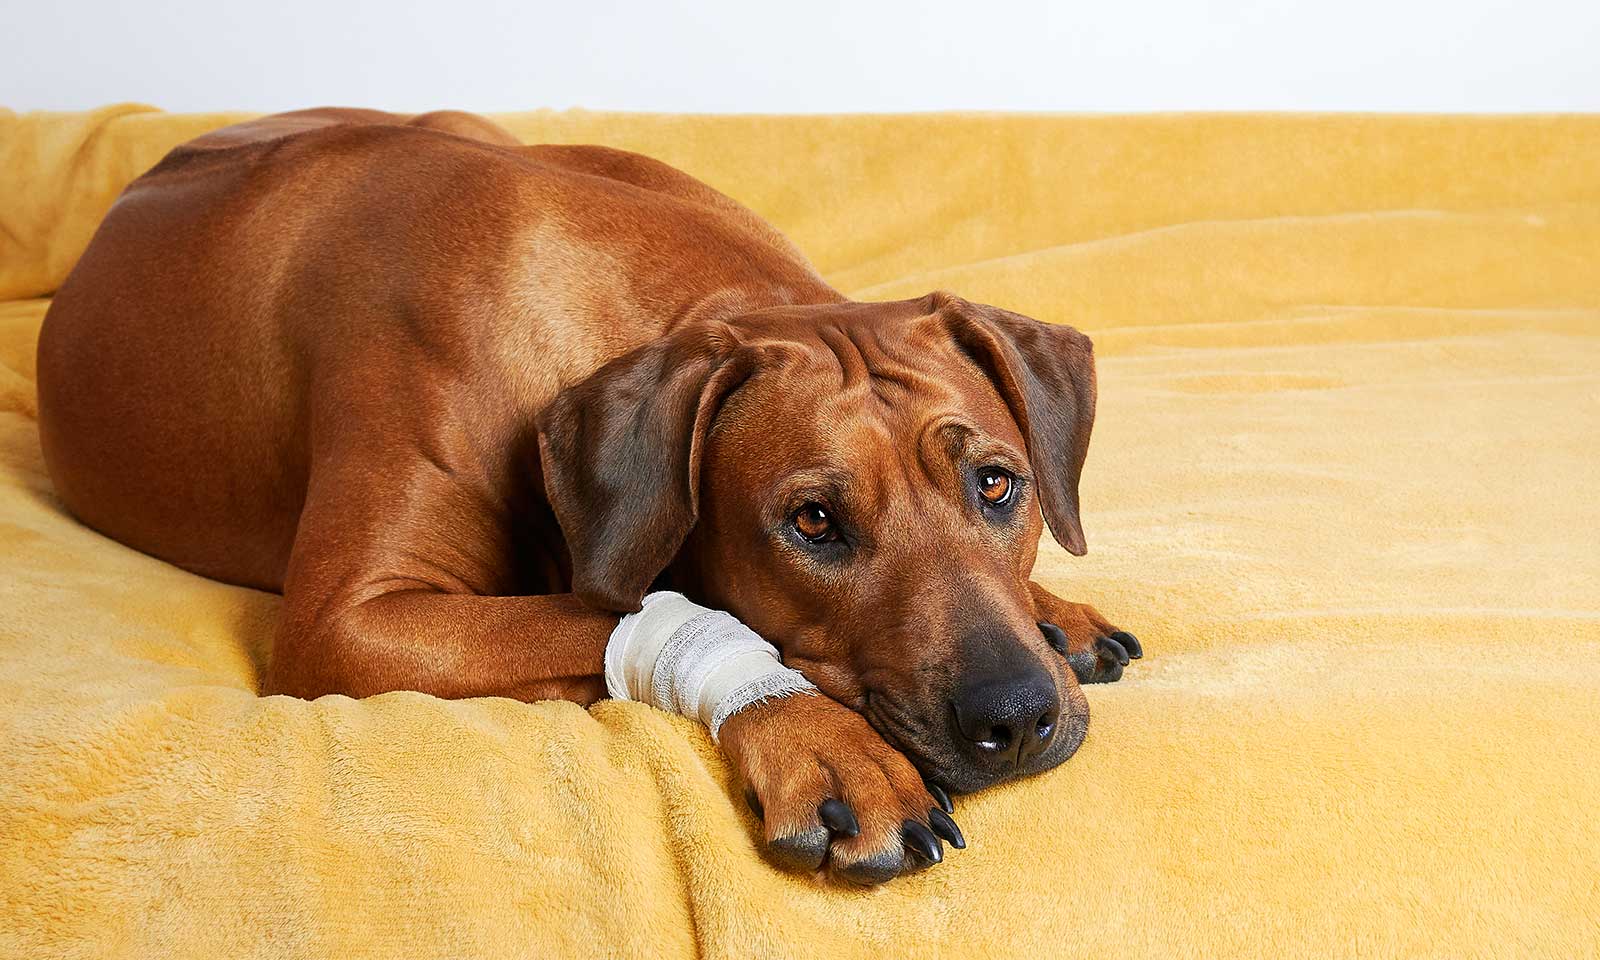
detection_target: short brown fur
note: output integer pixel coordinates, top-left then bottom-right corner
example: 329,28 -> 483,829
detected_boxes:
37,109 -> 1136,885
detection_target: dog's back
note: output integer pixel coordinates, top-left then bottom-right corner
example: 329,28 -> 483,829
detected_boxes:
36,110 -> 833,590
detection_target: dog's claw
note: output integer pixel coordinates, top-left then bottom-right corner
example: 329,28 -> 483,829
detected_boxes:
926,780 -> 953,815
902,820 -> 944,864
1064,631 -> 1143,684
1031,587 -> 1142,685
928,807 -> 965,849
744,787 -> 764,820
818,798 -> 860,838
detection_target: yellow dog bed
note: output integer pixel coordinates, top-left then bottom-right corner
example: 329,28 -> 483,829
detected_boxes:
2,105 -> 1596,959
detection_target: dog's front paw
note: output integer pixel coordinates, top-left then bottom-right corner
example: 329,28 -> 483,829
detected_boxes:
1029,582 -> 1143,684
719,692 -> 964,886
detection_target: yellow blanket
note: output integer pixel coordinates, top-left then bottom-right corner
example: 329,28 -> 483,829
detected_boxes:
2,104 -> 1597,959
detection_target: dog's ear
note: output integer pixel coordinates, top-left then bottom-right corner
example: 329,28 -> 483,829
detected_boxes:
937,296 -> 1097,555
535,324 -> 757,612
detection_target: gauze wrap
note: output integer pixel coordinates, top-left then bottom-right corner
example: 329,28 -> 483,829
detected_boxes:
605,591 -> 817,740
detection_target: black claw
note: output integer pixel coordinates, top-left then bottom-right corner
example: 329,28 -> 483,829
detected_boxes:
928,807 -> 965,849
744,787 -> 764,820
818,798 -> 860,838
902,820 -> 944,864
1038,621 -> 1070,654
926,780 -> 953,815
1098,635 -> 1130,666
1110,631 -> 1143,659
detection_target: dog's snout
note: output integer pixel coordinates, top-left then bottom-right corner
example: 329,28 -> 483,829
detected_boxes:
869,622 -> 1086,795
951,665 -> 1059,768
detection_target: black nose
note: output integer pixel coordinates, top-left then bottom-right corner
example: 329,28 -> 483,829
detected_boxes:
951,666 -> 1060,768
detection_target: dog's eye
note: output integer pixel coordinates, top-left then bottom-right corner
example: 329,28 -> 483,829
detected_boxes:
792,503 -> 838,543
977,467 -> 1016,507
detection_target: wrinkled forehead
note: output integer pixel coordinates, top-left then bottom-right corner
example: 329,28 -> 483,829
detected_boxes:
711,317 -> 1029,485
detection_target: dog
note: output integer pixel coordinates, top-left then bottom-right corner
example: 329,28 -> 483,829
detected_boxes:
36,108 -> 1141,885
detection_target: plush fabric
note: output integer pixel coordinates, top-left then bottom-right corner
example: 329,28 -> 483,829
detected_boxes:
1,104 -> 1597,959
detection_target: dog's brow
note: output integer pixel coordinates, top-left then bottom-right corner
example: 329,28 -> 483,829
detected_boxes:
921,418 -> 1029,477
910,418 -> 973,484
774,468 -> 853,505
927,418 -> 978,457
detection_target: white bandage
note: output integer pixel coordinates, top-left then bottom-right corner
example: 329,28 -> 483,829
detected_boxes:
605,591 -> 817,740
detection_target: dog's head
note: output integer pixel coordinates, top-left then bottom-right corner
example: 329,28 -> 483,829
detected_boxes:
537,292 -> 1096,793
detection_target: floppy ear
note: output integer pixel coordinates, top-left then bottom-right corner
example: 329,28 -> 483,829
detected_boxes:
938,296 -> 1097,555
535,325 -> 756,612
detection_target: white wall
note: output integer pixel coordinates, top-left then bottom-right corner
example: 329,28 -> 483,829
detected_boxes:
7,0 -> 1599,114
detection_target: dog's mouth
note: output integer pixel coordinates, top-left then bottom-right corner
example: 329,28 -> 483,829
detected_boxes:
863,686 -> 1089,795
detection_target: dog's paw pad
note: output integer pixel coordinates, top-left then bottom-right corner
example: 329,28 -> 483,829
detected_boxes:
766,825 -> 831,872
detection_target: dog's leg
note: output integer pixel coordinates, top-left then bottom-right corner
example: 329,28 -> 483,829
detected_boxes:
268,587 -> 616,703
1028,581 -> 1143,684
262,446 -> 618,703
265,457 -> 956,884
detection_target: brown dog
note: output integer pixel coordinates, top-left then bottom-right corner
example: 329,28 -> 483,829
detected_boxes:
36,108 -> 1140,885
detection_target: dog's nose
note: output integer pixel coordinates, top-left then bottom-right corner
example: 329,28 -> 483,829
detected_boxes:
951,667 -> 1060,768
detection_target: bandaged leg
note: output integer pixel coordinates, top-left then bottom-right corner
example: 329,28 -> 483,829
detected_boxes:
605,591 -> 817,740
